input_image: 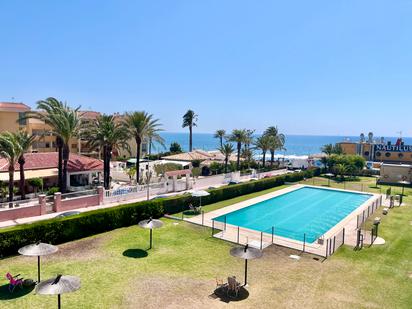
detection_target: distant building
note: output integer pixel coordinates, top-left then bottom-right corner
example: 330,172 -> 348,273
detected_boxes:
338,137 -> 412,164
0,102 -> 146,159
0,152 -> 103,191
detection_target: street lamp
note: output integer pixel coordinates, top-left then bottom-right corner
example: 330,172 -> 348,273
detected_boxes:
145,163 -> 152,201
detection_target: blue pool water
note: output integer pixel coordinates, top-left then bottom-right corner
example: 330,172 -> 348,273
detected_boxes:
214,187 -> 372,243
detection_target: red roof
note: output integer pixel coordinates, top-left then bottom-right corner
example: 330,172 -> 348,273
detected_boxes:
0,102 -> 31,112
0,152 -> 103,173
165,169 -> 192,177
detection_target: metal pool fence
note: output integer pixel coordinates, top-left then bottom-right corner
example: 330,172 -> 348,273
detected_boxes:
210,216 -> 347,258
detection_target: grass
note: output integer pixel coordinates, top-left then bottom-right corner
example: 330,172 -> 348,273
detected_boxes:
1,177 -> 412,308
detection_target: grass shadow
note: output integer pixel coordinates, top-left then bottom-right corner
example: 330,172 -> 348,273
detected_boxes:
0,283 -> 35,300
122,249 -> 148,259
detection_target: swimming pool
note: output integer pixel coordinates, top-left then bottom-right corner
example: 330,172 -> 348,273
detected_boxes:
214,187 -> 373,243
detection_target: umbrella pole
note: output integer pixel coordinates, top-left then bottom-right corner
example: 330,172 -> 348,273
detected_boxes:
38,255 -> 41,282
244,259 -> 248,286
149,229 -> 153,249
402,185 -> 405,196
58,294 -> 61,309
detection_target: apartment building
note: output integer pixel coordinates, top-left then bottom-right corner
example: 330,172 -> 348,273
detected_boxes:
0,102 -> 144,159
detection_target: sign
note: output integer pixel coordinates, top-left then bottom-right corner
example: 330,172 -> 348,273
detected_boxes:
375,144 -> 412,152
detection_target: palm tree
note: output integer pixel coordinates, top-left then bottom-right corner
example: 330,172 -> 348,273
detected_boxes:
214,129 -> 226,148
15,131 -> 36,199
321,144 -> 335,156
219,143 -> 234,173
0,132 -> 22,207
83,115 -> 130,189
147,127 -> 165,158
228,129 -> 247,170
25,98 -> 82,193
182,110 -> 197,152
254,135 -> 272,168
264,126 -> 286,166
124,111 -> 161,183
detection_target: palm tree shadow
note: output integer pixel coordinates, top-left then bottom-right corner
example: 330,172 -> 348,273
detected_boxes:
0,283 -> 35,300
122,249 -> 148,259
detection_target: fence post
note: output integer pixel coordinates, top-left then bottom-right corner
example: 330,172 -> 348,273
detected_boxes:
181,210 -> 184,220
201,211 -> 204,226
237,226 -> 240,244
271,226 -> 274,244
333,236 -> 336,252
211,220 -> 215,236
342,228 -> 345,244
303,233 -> 306,253
260,232 -> 263,250
325,239 -> 329,257
224,216 -> 227,231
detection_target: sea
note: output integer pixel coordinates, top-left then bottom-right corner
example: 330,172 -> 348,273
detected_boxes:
154,132 -> 412,156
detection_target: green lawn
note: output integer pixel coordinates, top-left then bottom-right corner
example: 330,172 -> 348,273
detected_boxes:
1,177 -> 412,308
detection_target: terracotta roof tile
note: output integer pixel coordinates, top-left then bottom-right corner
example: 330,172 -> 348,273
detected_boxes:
0,102 -> 31,112
0,152 -> 103,173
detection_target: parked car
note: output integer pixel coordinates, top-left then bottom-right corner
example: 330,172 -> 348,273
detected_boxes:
55,211 -> 81,218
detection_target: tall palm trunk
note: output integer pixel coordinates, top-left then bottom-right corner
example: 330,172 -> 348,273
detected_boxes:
62,144 -> 70,193
18,156 -> 26,200
148,138 -> 152,158
104,145 -> 112,190
56,136 -> 63,192
189,126 -> 193,152
103,145 -> 108,189
135,137 -> 141,184
262,152 -> 266,168
224,158 -> 228,173
236,142 -> 241,170
8,166 -> 14,208
220,137 -> 223,149
270,150 -> 275,166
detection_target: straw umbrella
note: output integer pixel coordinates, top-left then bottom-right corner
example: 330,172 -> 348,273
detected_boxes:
138,217 -> 164,249
18,242 -> 58,282
35,274 -> 80,309
230,244 -> 263,286
324,173 -> 334,187
191,190 -> 210,207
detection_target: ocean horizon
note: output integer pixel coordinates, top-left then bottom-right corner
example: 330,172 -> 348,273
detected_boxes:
153,132 -> 412,156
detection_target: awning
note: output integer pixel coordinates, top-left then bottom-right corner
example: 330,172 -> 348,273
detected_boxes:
0,168 -> 58,181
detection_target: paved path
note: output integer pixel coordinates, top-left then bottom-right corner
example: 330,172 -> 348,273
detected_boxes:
0,169 -> 289,229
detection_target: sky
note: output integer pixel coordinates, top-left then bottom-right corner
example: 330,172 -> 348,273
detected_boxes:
0,1 -> 411,136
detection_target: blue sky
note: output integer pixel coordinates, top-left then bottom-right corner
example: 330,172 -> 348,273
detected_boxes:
1,1 -> 411,136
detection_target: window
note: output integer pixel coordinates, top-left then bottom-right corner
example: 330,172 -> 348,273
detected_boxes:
385,152 -> 391,157
398,153 -> 404,158
364,151 -> 369,156
45,142 -> 50,148
18,112 -> 27,125
375,151 -> 381,157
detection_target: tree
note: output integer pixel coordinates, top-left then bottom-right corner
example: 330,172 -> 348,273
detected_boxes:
219,143 -> 234,173
83,115 -> 130,189
321,144 -> 335,156
15,131 -> 36,199
254,135 -> 272,168
333,163 -> 347,180
214,129 -> 226,148
0,132 -> 22,207
25,98 -> 82,193
147,127 -> 165,158
182,109 -> 197,152
228,129 -> 247,170
28,178 -> 43,194
264,126 -> 286,166
124,111 -> 161,184
169,142 -> 183,154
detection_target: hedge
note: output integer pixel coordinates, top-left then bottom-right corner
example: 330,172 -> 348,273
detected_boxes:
0,168 -> 319,258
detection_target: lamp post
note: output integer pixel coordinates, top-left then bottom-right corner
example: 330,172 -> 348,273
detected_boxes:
146,163 -> 152,201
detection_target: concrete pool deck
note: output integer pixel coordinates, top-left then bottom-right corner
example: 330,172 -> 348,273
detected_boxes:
185,185 -> 383,257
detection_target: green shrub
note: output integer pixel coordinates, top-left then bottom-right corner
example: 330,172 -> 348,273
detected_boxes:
0,200 -> 163,258
47,187 -> 59,196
